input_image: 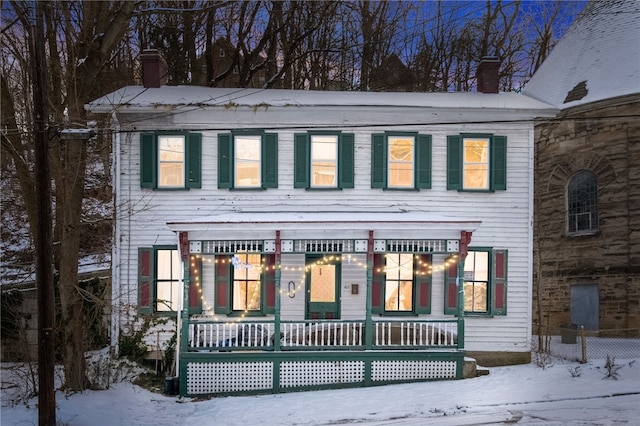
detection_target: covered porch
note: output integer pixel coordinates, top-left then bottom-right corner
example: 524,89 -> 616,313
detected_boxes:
171,212 -> 478,396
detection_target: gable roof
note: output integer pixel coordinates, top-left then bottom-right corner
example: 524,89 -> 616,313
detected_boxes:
524,0 -> 640,108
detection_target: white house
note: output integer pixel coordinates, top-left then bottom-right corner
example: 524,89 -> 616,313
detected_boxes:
86,54 -> 557,396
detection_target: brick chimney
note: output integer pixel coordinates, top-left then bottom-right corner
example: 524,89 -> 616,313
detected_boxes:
476,56 -> 500,94
141,49 -> 168,88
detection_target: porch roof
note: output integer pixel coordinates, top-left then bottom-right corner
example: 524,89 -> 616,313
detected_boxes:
166,211 -> 481,241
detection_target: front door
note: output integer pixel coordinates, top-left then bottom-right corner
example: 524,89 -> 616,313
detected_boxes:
306,255 -> 340,319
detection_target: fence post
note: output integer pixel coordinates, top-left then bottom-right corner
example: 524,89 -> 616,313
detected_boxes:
580,326 -> 587,363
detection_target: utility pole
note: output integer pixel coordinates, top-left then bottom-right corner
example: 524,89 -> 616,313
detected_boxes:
31,1 -> 56,424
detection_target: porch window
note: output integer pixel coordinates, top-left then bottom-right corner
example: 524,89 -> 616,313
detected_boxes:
294,131 -> 354,189
371,133 -> 432,190
444,249 -> 507,316
232,252 -> 262,311
567,171 -> 598,234
140,132 -> 202,189
218,131 -> 278,189
372,253 -> 432,315
137,246 -> 203,315
446,133 -> 507,191
213,253 -> 277,315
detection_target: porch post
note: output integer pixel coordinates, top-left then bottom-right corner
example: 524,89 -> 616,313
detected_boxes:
274,230 -> 282,351
456,231 -> 472,349
365,230 -> 374,350
178,232 -> 190,395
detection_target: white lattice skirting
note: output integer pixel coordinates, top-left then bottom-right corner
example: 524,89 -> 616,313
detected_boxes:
187,359 -> 457,394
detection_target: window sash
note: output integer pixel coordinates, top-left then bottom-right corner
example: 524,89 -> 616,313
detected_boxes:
310,135 -> 338,188
384,253 -> 414,312
232,252 -> 262,311
234,135 -> 262,188
463,250 -> 489,313
158,136 -> 185,188
155,249 -> 180,312
387,136 -> 415,188
568,171 -> 598,232
463,138 -> 489,190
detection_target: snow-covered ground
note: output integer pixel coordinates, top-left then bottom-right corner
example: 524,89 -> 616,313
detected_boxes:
2,349 -> 639,425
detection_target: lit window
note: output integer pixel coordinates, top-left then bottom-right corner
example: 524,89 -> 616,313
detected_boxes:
311,135 -> 338,188
232,252 -> 262,311
158,136 -> 185,188
567,171 -> 598,233
385,253 -> 414,311
463,138 -> 489,190
463,251 -> 489,313
234,136 -> 261,188
156,249 -> 180,312
388,137 -> 414,188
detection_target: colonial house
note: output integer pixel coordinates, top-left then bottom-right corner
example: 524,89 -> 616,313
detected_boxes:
86,54 -> 557,397
525,0 -> 640,337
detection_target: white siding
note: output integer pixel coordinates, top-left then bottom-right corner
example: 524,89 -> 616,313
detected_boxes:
113,104 -> 534,354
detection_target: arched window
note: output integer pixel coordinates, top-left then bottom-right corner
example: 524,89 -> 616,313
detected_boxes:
567,171 -> 598,233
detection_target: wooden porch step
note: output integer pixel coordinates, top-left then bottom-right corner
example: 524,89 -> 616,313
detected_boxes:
463,357 -> 490,378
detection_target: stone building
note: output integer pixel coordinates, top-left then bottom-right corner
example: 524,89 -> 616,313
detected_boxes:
525,0 -> 640,336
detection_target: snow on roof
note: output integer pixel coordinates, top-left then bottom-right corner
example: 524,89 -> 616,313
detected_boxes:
524,0 -> 640,108
86,85 -> 556,114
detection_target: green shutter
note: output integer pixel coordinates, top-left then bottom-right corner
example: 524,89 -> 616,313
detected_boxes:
338,133 -> 355,189
444,259 -> 458,315
371,254 -> 385,314
415,134 -> 432,189
218,133 -> 233,189
415,254 -> 432,314
371,133 -> 386,188
447,135 -> 462,190
138,247 -> 154,314
140,133 -> 156,188
492,249 -> 508,315
188,257 -> 203,314
186,133 -> 202,188
262,133 -> 278,188
491,135 -> 507,190
214,255 -> 231,314
294,133 -> 309,188
263,254 -> 277,314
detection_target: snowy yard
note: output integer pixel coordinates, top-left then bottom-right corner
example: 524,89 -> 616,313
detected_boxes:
2,342 -> 639,425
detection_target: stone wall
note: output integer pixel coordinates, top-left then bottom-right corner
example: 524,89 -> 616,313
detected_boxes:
533,95 -> 640,336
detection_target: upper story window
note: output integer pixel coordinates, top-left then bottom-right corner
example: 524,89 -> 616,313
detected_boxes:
294,131 -> 354,189
218,131 -> 278,190
444,249 -> 507,317
447,133 -> 507,191
138,246 -> 204,315
371,253 -> 432,315
371,133 -> 432,190
567,171 -> 598,234
140,132 -> 202,190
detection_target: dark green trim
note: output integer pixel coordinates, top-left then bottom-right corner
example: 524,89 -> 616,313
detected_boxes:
294,133 -> 309,188
415,134 -> 432,189
186,133 -> 202,188
217,133 -> 233,189
140,133 -> 156,188
371,133 -> 386,188
338,133 -> 355,189
446,135 -> 462,190
262,133 -> 278,188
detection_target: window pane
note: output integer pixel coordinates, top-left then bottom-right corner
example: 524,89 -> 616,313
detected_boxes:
232,252 -> 262,311
158,136 -> 184,187
157,249 -> 179,279
388,137 -> 414,188
464,250 -> 489,313
311,135 -> 337,187
568,171 -> 598,232
463,139 -> 489,189
157,281 -> 179,311
235,136 -> 261,188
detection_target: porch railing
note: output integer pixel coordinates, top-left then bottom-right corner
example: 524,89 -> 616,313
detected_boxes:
188,319 -> 458,351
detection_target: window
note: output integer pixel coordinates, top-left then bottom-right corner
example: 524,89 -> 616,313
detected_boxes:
213,253 -> 276,315
371,253 -> 431,315
137,247 -> 203,315
294,132 -> 354,189
371,133 -> 431,190
447,134 -> 507,191
444,249 -> 507,316
218,132 -> 278,189
567,171 -> 598,234
140,132 -> 202,189
232,252 -> 262,311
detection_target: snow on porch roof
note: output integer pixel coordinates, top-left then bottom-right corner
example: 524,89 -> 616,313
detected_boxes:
166,211 -> 481,238
86,85 -> 557,114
